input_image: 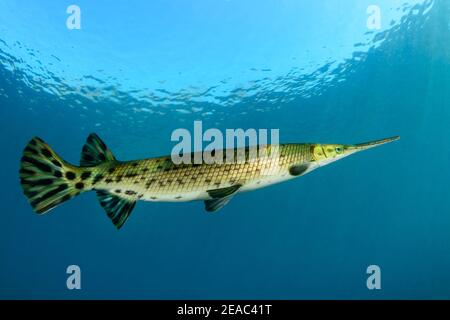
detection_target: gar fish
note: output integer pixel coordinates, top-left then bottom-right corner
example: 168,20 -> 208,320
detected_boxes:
19,133 -> 399,229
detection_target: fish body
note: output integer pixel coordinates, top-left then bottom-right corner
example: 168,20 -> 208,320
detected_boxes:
19,133 -> 399,229
85,144 -> 310,202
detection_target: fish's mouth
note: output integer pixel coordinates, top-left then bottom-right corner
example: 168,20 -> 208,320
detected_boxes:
346,136 -> 400,152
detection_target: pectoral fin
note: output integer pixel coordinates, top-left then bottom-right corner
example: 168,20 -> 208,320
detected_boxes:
204,184 -> 241,212
289,163 -> 310,176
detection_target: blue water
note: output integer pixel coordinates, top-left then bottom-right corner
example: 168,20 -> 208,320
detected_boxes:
1,0 -> 449,299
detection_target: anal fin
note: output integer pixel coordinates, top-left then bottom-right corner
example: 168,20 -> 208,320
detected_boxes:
204,184 -> 241,212
96,190 -> 136,229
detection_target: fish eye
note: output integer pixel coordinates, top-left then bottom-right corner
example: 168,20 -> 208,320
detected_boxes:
335,146 -> 343,153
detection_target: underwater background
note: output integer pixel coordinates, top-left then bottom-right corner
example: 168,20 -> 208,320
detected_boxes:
0,0 -> 449,299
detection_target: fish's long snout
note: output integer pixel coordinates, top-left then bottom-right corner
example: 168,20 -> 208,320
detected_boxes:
347,136 -> 400,152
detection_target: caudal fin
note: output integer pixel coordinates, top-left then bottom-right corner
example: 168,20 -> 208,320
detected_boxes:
20,137 -> 85,214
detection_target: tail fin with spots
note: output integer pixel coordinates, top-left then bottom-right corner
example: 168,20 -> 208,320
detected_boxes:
19,137 -> 86,214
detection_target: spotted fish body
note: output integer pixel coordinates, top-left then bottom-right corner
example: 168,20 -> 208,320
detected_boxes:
87,144 -> 310,201
20,133 -> 399,229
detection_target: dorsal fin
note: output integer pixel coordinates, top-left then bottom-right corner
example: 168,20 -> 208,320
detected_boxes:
96,190 -> 136,229
80,133 -> 116,166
